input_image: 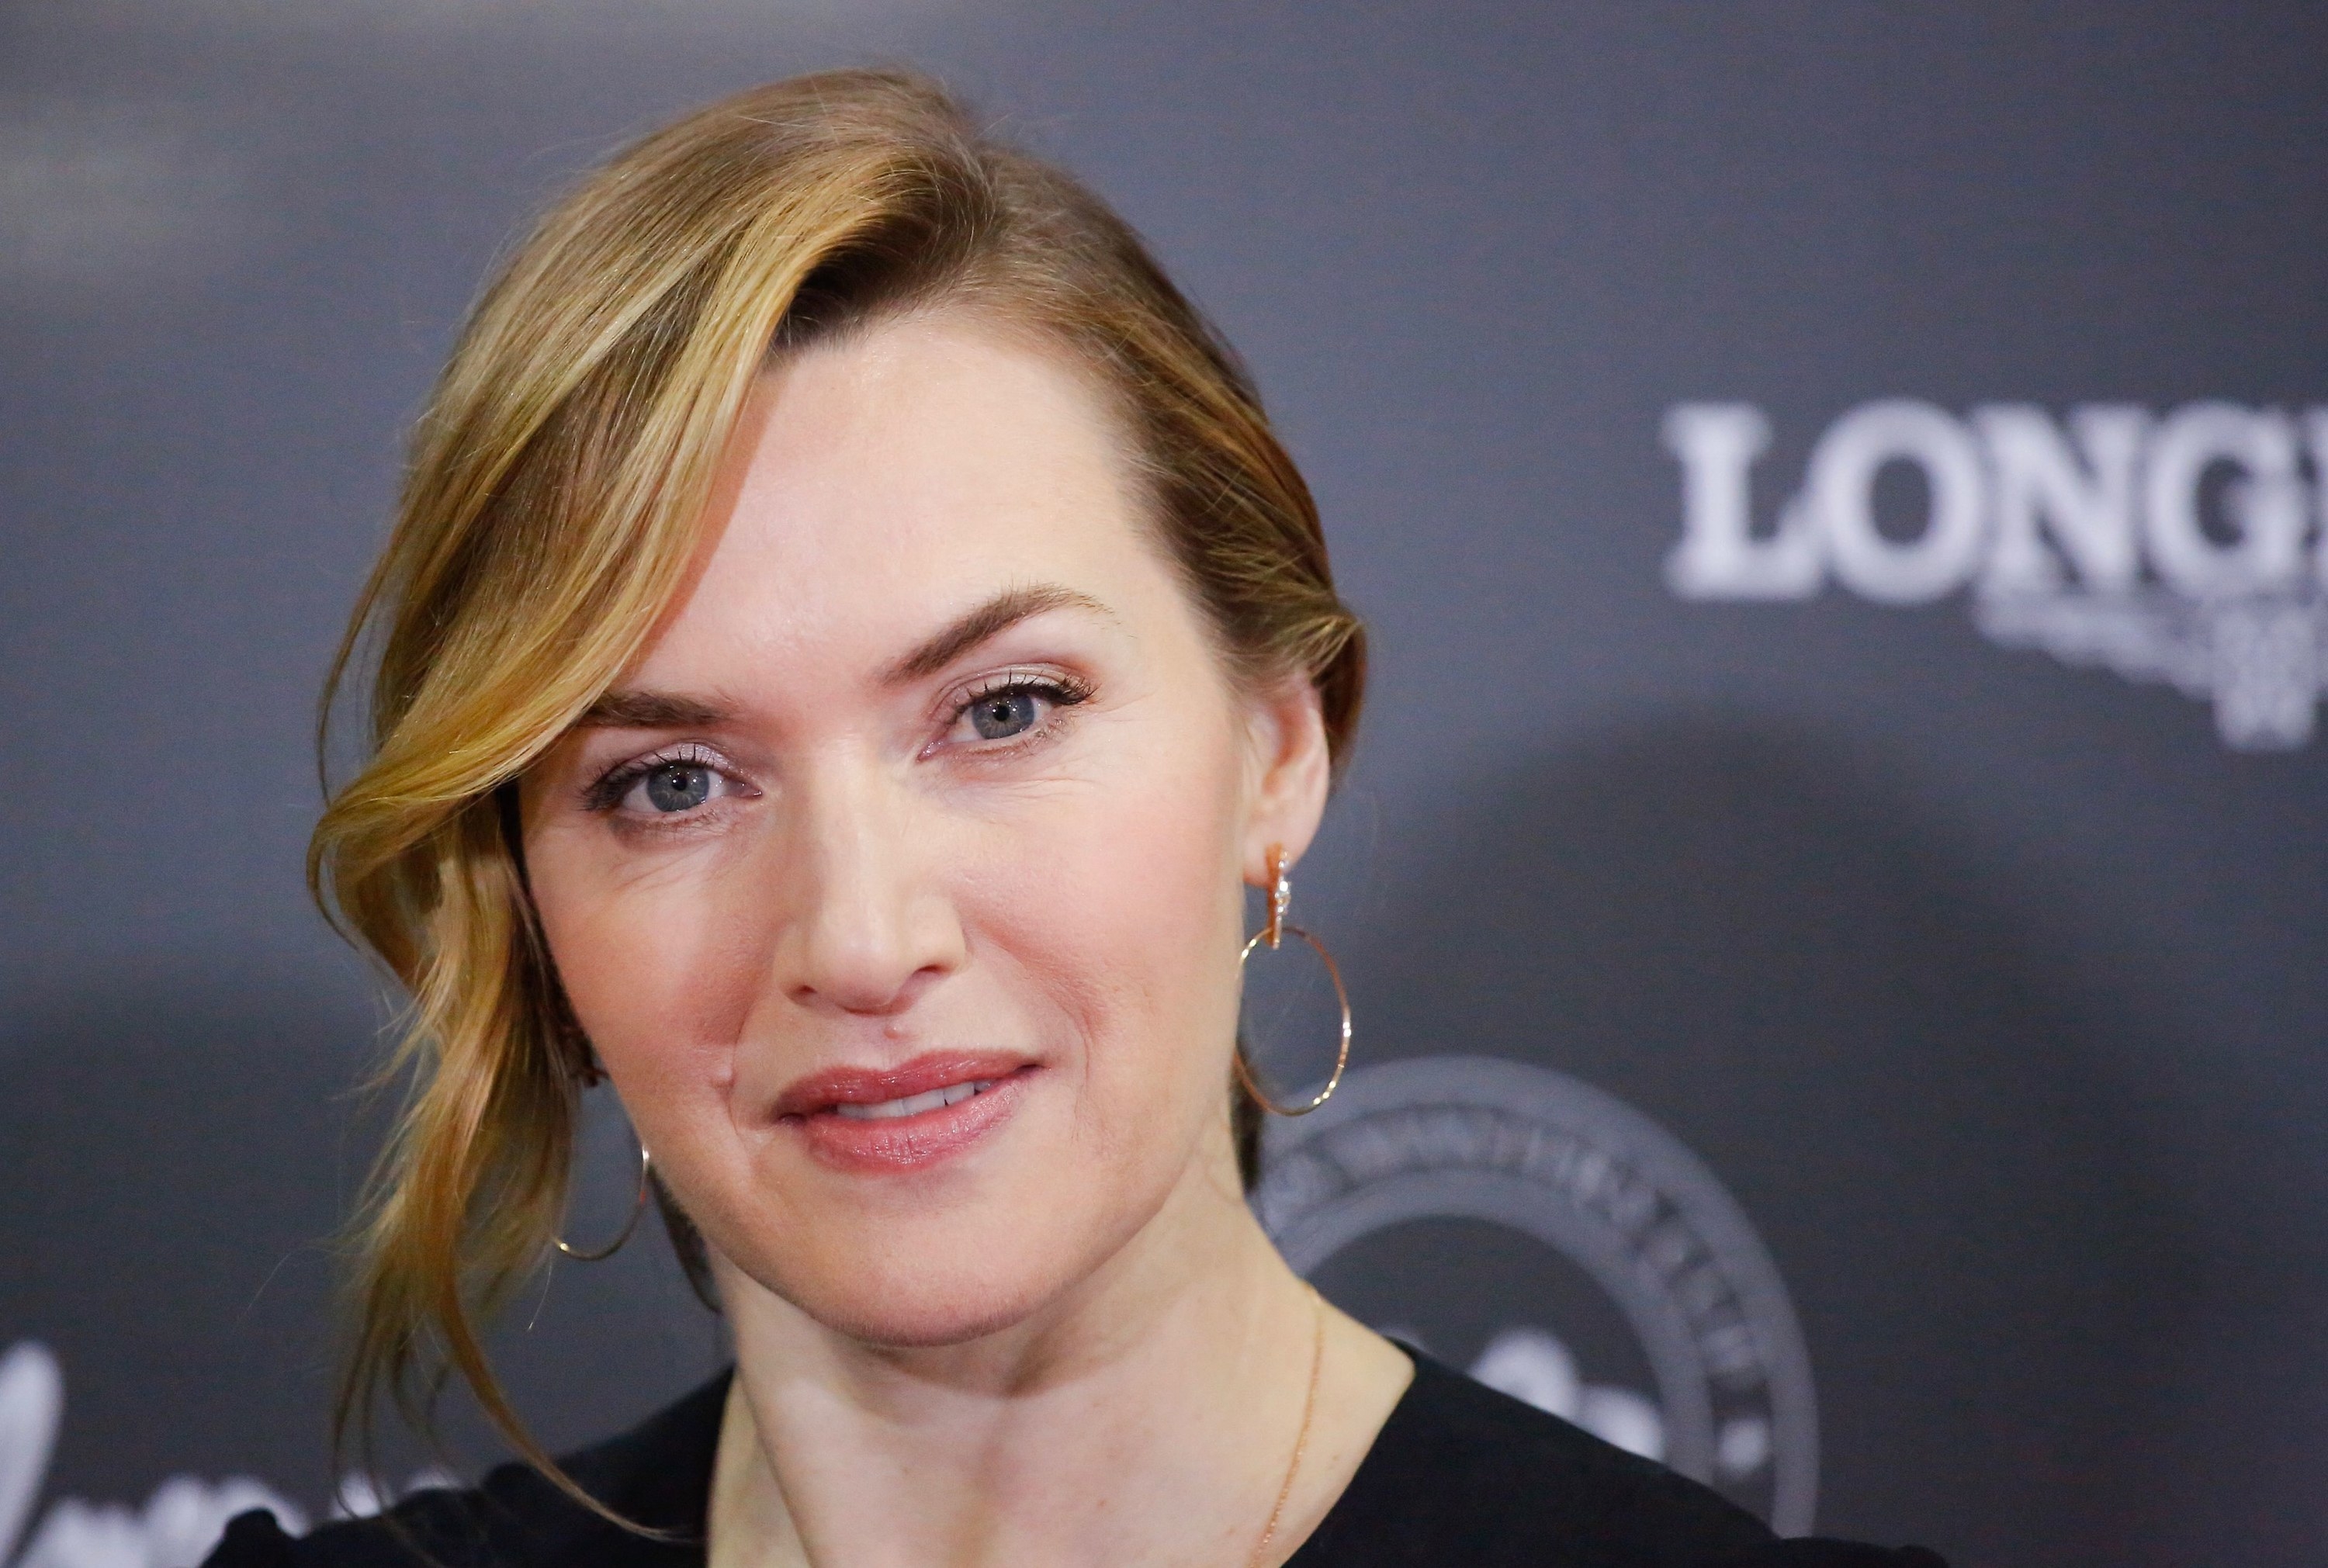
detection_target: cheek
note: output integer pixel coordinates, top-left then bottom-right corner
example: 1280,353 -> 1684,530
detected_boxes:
1000,722 -> 1250,1149
528,839 -> 764,1141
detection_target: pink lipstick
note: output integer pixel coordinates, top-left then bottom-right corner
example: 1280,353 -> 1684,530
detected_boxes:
774,1052 -> 1037,1173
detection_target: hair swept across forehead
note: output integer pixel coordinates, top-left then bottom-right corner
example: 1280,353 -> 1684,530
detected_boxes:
310,67 -> 1365,1521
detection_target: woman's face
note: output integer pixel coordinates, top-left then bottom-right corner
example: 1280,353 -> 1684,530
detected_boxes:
522,313 -> 1328,1346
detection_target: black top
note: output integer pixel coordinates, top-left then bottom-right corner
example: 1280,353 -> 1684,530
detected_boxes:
206,1355 -> 1942,1567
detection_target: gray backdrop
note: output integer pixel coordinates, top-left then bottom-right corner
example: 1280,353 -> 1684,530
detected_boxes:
4,4 -> 2325,1566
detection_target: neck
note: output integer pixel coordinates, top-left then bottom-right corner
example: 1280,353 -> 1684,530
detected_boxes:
706,1132 -> 1368,1568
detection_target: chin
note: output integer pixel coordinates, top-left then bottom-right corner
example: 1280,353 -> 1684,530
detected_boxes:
719,1196 -> 1123,1349
803,1277 -> 1058,1349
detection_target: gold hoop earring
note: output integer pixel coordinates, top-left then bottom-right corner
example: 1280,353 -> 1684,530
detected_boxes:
556,1141 -> 651,1262
1232,843 -> 1352,1117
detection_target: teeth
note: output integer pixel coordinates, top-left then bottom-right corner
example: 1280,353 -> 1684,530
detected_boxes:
832,1079 -> 997,1120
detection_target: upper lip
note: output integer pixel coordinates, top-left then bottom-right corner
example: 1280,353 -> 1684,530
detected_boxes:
772,1051 -> 1036,1119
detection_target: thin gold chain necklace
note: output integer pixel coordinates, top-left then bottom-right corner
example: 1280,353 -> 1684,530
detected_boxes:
1247,1286 -> 1327,1568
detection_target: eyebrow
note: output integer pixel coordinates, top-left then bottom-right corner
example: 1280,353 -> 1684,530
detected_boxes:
878,583 -> 1112,685
577,690 -> 734,729
577,583 -> 1110,728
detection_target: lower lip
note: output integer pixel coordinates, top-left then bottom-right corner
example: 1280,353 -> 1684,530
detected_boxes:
787,1067 -> 1037,1174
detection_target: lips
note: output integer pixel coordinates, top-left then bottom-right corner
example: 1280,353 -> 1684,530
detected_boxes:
774,1052 -> 1037,1173
831,1078 -> 999,1120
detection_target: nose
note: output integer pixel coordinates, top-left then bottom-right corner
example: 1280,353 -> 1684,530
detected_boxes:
767,756 -> 965,1017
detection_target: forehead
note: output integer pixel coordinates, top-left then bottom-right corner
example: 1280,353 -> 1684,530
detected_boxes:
645,313 -> 1156,673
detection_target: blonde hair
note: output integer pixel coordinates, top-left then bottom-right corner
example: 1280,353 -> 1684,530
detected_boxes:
311,68 -> 1366,1504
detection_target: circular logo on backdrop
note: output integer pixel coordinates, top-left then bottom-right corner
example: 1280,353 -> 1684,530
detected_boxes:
1253,1055 -> 1818,1534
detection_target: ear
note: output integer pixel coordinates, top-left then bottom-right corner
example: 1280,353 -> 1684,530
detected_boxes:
1238,671 -> 1332,888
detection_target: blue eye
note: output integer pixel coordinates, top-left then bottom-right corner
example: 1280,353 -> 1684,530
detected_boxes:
968,688 -> 1041,740
937,673 -> 1090,753
641,762 -> 713,812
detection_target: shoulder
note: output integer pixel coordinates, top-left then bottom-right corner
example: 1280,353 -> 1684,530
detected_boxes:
1297,1353 -> 1945,1568
201,1372 -> 730,1568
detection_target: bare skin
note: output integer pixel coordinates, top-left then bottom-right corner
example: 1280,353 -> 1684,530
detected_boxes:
522,312 -> 1409,1567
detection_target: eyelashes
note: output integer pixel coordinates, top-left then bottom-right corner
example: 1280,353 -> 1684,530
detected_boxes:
943,670 -> 1093,751
581,740 -> 735,815
577,672 -> 1095,823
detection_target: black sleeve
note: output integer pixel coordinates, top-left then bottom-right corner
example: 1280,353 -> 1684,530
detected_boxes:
1715,1542 -> 1949,1567
202,1499 -> 510,1568
203,1511 -> 296,1567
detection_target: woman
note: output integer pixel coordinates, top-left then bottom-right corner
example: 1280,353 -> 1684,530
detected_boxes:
210,71 -> 1939,1568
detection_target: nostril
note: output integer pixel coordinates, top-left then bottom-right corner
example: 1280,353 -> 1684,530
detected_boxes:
771,855 -> 965,1012
789,962 -> 946,1017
